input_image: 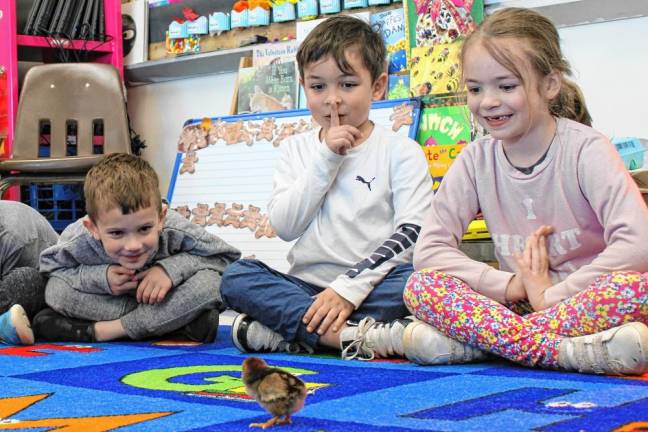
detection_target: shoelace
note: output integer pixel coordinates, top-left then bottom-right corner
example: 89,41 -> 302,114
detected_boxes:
341,317 -> 377,361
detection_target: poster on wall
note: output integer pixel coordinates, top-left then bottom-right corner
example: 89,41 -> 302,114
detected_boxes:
167,98 -> 421,272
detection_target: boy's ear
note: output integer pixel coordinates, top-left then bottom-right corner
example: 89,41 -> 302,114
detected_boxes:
372,72 -> 388,101
158,206 -> 168,229
544,70 -> 561,100
82,216 -> 101,241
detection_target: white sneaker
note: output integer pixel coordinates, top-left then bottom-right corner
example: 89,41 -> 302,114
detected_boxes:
231,313 -> 312,354
402,319 -> 487,365
340,316 -> 411,361
557,322 -> 648,375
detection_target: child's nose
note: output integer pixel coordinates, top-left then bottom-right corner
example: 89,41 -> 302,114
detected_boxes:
481,89 -> 501,109
125,236 -> 142,251
325,91 -> 341,105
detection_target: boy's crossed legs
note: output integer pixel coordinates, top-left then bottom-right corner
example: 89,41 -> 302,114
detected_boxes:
221,259 -> 485,362
33,269 -> 223,343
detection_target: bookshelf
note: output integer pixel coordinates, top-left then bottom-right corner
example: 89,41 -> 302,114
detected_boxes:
124,0 -> 648,87
0,0 -> 123,162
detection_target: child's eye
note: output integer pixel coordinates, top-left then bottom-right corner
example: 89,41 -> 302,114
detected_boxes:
139,226 -> 153,234
500,84 -> 518,92
310,83 -> 325,91
467,86 -> 481,95
341,82 -> 358,89
108,231 -> 123,238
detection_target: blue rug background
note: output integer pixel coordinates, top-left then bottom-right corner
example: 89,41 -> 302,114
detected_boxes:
1,326 -> 647,431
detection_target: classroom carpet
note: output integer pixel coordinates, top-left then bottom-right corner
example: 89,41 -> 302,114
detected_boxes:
1,325 -> 647,432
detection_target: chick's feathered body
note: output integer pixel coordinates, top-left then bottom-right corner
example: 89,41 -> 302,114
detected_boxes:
242,357 -> 308,428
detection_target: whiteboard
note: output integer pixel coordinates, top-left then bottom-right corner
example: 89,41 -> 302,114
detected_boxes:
166,98 -> 422,272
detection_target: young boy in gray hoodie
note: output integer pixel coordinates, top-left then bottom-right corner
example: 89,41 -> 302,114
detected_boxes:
29,153 -> 240,344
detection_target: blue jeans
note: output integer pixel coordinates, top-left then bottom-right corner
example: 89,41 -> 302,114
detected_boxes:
220,259 -> 412,347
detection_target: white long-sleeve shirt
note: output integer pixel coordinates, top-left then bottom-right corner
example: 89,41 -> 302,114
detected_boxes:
269,124 -> 434,308
414,117 -> 648,307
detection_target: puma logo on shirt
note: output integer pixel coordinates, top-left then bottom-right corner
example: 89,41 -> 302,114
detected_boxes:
356,175 -> 375,191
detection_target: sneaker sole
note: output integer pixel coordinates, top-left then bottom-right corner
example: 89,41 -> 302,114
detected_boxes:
10,305 -> 35,345
614,322 -> 648,375
231,313 -> 251,353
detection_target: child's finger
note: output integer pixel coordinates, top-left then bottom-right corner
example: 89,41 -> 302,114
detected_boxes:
330,103 -> 340,128
539,235 -> 548,267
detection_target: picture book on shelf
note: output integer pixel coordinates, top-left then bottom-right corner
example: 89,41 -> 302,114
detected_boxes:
416,104 -> 471,191
252,40 -> 300,67
405,0 -> 484,48
370,8 -> 407,74
237,61 -> 299,114
409,41 -> 462,98
387,74 -> 410,100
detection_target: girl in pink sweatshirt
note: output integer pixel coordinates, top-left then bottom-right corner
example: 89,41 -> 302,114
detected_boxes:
402,7 -> 648,375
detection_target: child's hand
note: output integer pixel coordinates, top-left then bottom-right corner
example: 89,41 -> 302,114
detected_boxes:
514,225 -> 554,311
323,103 -> 362,155
303,287 -> 354,336
135,265 -> 173,305
107,265 -> 138,295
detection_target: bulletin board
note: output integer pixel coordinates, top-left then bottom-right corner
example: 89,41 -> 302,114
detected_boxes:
166,98 -> 421,272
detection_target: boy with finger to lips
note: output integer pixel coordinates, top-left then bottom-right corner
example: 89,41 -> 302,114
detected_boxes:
221,16 -> 434,361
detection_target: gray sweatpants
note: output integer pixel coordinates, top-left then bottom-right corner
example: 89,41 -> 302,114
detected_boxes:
44,269 -> 222,340
0,267 -> 47,319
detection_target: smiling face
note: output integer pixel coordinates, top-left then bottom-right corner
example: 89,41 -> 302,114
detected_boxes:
84,205 -> 166,270
463,40 -> 558,148
301,49 -> 386,138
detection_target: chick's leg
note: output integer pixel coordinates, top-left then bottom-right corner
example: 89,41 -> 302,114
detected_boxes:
249,416 -> 280,429
276,415 -> 292,425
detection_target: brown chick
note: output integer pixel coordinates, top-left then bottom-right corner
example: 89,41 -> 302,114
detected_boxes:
241,356 -> 308,429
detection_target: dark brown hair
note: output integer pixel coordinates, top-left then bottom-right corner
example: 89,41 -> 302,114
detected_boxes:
84,153 -> 161,221
296,15 -> 386,83
461,7 -> 592,126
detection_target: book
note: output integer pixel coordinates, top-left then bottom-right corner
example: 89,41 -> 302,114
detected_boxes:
405,0 -> 484,48
24,0 -> 44,35
370,8 -> 407,74
78,0 -> 96,39
409,41 -> 462,98
47,0 -> 67,35
252,40 -> 299,67
237,61 -> 298,114
55,0 -> 79,36
387,73 -> 410,100
67,0 -> 88,38
122,0 -> 149,65
416,104 -> 472,190
32,0 -> 57,35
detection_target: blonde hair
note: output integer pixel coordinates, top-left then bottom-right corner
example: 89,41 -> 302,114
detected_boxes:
84,153 -> 161,222
461,7 -> 592,126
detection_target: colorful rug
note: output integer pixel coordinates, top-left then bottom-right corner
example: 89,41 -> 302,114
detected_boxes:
1,325 -> 647,431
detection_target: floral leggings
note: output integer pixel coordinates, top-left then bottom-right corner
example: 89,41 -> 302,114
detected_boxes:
404,270 -> 648,368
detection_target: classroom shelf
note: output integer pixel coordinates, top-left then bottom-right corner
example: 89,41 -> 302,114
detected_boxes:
124,46 -> 253,86
16,34 -> 116,53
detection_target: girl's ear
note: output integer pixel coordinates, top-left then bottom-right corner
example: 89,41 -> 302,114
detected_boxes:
372,72 -> 388,101
544,70 -> 562,100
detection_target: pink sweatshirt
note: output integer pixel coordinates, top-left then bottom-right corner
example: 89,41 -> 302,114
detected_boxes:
414,117 -> 648,307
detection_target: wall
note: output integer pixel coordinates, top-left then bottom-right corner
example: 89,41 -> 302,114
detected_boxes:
127,15 -> 648,196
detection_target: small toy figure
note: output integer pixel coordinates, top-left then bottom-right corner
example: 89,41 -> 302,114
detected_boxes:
241,357 -> 308,429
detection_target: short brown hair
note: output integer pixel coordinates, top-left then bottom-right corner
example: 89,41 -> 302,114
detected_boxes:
296,15 -> 386,83
462,7 -> 591,126
84,153 -> 161,222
